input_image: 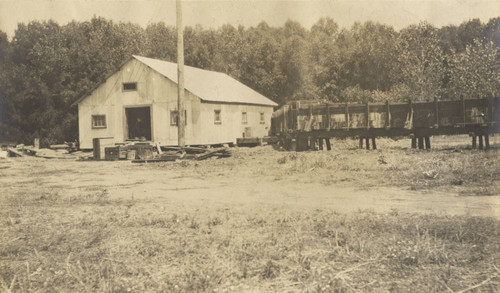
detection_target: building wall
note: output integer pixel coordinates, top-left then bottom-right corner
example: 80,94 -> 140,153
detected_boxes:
78,58 -> 274,149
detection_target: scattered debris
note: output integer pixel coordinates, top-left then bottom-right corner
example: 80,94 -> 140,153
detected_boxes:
131,146 -> 231,163
0,150 -> 8,159
2,140 -> 233,162
2,143 -> 87,160
378,155 -> 388,164
423,171 -> 439,179
195,148 -> 231,160
7,148 -> 23,157
49,142 -> 78,153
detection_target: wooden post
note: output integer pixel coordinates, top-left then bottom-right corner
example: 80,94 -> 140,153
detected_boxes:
487,96 -> 493,123
461,97 -> 466,125
290,138 -> 297,152
325,138 -> 332,151
283,105 -> 288,131
293,101 -> 300,130
345,103 -> 350,130
418,137 -> 424,149
176,0 -> 185,148
411,137 -> 417,149
365,138 -> 370,150
472,136 -> 477,149
34,138 -> 40,149
478,135 -> 484,150
366,102 -> 370,129
93,138 -> 101,160
386,100 -> 391,128
409,99 -> 413,121
318,138 -> 324,150
308,105 -> 314,131
485,135 -> 490,149
372,137 -> 377,150
310,137 -> 316,150
425,136 -> 431,149
359,138 -> 363,149
434,97 -> 439,127
326,103 -> 331,130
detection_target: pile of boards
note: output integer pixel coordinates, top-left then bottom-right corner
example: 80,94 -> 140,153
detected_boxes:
102,143 -> 232,163
2,142 -> 81,159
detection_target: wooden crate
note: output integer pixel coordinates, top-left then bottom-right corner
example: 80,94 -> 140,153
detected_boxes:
104,147 -> 120,161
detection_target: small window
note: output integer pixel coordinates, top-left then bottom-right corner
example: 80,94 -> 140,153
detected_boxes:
92,115 -> 106,129
214,109 -> 221,124
170,110 -> 187,126
123,82 -> 137,91
242,112 -> 248,124
260,112 -> 265,124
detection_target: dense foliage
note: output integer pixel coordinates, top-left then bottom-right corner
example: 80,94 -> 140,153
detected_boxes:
0,17 -> 498,145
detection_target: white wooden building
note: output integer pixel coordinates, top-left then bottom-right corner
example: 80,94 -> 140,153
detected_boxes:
74,56 -> 278,149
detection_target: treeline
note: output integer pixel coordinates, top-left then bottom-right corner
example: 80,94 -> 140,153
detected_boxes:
0,17 -> 498,145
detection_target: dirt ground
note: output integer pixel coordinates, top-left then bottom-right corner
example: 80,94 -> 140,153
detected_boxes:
2,135 -> 499,219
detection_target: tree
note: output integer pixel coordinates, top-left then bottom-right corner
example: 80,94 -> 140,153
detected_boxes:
395,22 -> 446,101
278,20 -> 317,100
0,30 -> 11,141
447,39 -> 499,99
237,22 -> 286,105
144,22 -> 177,61
309,17 -> 339,100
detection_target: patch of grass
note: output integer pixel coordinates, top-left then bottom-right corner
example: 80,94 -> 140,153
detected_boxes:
1,192 -> 499,292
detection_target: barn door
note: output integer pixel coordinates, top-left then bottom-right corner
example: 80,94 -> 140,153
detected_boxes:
126,107 -> 152,140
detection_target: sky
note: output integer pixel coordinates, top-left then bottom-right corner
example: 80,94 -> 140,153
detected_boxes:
0,0 -> 498,38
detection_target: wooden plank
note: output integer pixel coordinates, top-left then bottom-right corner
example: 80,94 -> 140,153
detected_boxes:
49,144 -> 69,149
196,148 -> 230,160
7,148 -> 23,157
156,142 -> 163,155
304,115 -> 314,131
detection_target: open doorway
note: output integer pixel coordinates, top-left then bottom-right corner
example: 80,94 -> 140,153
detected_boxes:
126,107 -> 151,140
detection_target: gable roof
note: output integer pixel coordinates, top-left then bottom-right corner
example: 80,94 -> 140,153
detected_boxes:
73,55 -> 278,107
133,55 -> 277,106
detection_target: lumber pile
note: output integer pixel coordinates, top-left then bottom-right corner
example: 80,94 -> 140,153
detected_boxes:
195,148 -> 232,160
2,145 -> 75,159
131,145 -> 232,163
2,140 -> 233,162
1,140 -> 84,160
